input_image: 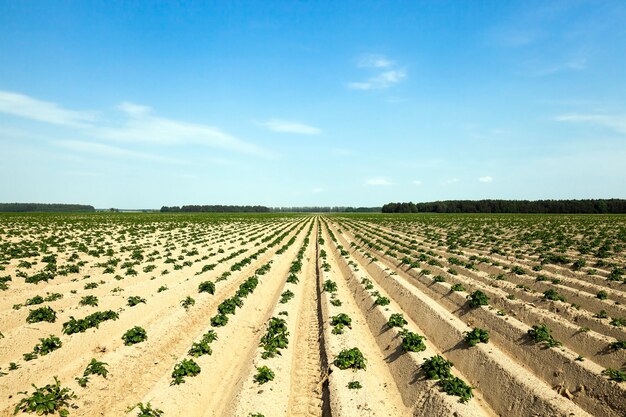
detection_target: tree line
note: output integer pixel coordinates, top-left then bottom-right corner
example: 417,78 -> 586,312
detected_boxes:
0,203 -> 96,212
270,206 -> 380,213
161,205 -> 381,213
382,199 -> 626,214
160,205 -> 271,213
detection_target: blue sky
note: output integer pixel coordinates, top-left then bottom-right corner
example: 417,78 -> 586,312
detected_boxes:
1,1 -> 625,208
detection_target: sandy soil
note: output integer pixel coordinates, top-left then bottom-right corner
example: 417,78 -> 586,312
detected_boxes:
1,214 -> 625,417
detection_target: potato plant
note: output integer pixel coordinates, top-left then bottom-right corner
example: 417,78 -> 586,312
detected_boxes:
171,359 -> 201,385
14,376 -> 76,416
464,328 -> 489,347
334,348 -> 366,370
122,326 -> 147,345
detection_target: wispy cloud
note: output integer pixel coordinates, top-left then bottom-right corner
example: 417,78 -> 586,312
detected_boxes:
445,178 -> 460,184
53,140 -> 186,164
413,180 -> 422,185
479,176 -> 493,183
554,113 -> 626,135
525,58 -> 587,77
97,102 -> 270,156
0,91 -> 271,157
261,119 -> 321,135
366,177 -> 393,186
348,54 -> 406,90
0,90 -> 96,127
357,54 -> 394,69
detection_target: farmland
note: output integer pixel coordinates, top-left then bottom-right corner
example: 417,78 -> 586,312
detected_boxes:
1,213 -> 625,416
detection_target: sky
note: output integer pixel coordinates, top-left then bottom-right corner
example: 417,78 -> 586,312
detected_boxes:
0,1 -> 625,208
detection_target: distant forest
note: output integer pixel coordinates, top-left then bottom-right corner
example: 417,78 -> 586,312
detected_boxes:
0,203 -> 96,212
161,205 -> 271,213
270,206 -> 380,213
161,205 -> 381,213
382,199 -> 626,214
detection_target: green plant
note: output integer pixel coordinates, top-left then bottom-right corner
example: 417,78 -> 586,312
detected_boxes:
171,358 -> 201,385
211,313 -> 228,327
83,358 -> 108,378
134,402 -> 164,417
608,340 -> 626,351
511,265 -> 526,275
26,295 -> 44,306
323,280 -> 337,292
286,273 -> 299,284
62,310 -> 119,335
44,293 -> 63,302
330,299 -> 342,307
433,275 -> 446,283
157,285 -> 168,292
466,291 -> 489,308
528,324 -> 561,348
33,335 -> 63,356
597,290 -> 608,300
595,310 -> 609,319
334,348 -> 366,370
464,328 -> 489,346
122,326 -> 147,345
181,296 -> 195,310
422,355 -> 453,380
188,330 -> 217,357
387,313 -> 407,328
401,331 -> 427,352
79,295 -> 98,307
374,295 -> 390,306
439,376 -> 473,403
543,289 -> 566,302
279,289 -> 295,304
260,317 -> 289,358
254,366 -> 275,384
361,278 -> 374,289
331,313 -> 352,328
610,317 -> 626,327
75,376 -> 89,388
347,381 -> 362,389
127,296 -> 147,307
14,376 -> 77,416
450,283 -> 465,292
198,281 -> 215,294
26,306 -> 57,323
602,368 -> 626,382
84,282 -> 98,290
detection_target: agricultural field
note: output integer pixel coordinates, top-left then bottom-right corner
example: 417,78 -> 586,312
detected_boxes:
0,212 -> 625,417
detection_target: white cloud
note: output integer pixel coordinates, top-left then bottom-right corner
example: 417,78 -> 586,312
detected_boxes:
94,102 -> 271,156
348,69 -> 406,90
554,113 -> 626,135
53,140 -> 186,164
445,178 -> 460,184
118,101 -> 151,116
261,119 -> 321,135
0,91 -> 271,157
358,54 -> 394,68
366,177 -> 393,186
479,176 -> 493,183
0,90 -> 96,127
348,54 -> 406,90
413,180 -> 422,185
